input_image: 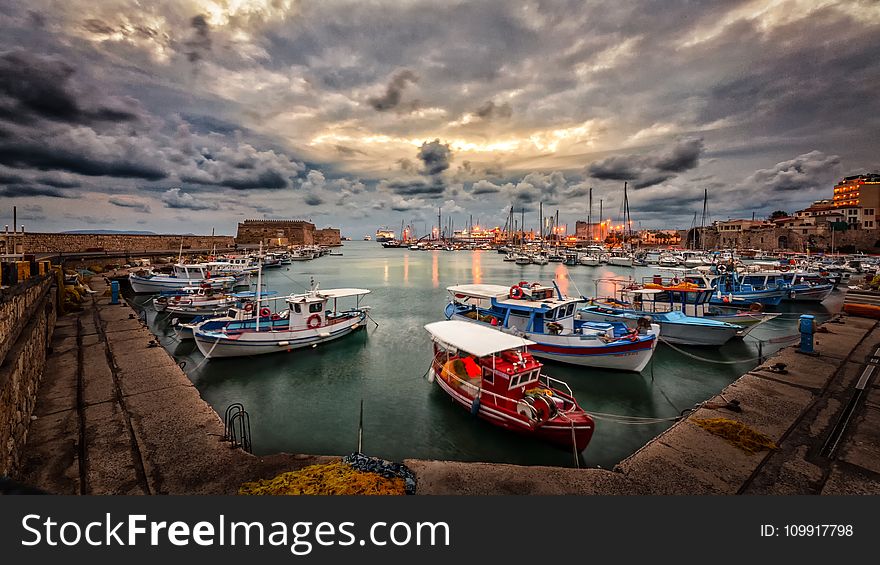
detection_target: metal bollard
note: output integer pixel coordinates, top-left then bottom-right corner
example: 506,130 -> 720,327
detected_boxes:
110,280 -> 120,304
799,314 -> 815,354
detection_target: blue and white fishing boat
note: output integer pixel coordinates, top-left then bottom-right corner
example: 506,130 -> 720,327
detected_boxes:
193,283 -> 371,359
579,277 -> 742,346
706,268 -> 786,306
444,282 -> 660,372
738,270 -> 834,303
129,263 -> 247,293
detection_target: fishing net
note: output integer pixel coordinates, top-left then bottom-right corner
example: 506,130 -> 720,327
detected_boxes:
238,453 -> 416,496
691,418 -> 777,455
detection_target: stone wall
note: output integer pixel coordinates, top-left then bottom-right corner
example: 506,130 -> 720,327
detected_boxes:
687,226 -> 880,253
0,275 -> 56,476
0,233 -> 235,254
315,228 -> 342,246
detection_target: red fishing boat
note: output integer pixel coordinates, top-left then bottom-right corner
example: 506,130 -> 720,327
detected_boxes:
424,321 -> 595,452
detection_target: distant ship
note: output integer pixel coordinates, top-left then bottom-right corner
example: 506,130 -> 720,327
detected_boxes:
375,227 -> 395,242
363,235 -> 372,241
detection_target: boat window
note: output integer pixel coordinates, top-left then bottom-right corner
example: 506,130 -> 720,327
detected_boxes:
546,309 -> 556,320
293,303 -> 302,314
309,302 -> 323,313
482,368 -> 494,385
566,304 -> 574,317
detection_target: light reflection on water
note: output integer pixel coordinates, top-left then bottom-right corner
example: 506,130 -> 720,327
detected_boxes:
135,241 -> 841,469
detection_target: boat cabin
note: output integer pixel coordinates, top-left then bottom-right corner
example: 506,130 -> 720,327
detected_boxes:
447,282 -> 583,335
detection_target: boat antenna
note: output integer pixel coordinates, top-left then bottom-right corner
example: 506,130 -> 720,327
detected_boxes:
357,398 -> 364,453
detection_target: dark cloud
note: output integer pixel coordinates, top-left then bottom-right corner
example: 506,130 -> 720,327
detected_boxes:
471,179 -> 502,195
36,174 -> 80,188
652,138 -> 704,172
588,138 -> 705,189
367,70 -> 418,111
108,195 -> 151,213
0,142 -> 167,179
743,151 -> 841,193
27,11 -> 46,28
417,139 -> 452,176
382,178 -> 445,197
588,156 -> 641,181
0,183 -> 73,198
82,18 -> 115,35
0,50 -> 143,125
475,100 -> 512,120
304,194 -> 324,206
161,188 -> 218,210
185,15 -> 212,63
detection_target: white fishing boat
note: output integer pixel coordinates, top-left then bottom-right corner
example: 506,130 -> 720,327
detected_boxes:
514,254 -> 532,265
531,253 -> 549,265
193,284 -> 371,359
129,263 -> 245,294
579,254 -> 601,266
154,285 -> 240,318
608,251 -> 633,267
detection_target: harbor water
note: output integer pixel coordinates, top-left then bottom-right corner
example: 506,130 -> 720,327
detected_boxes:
131,242 -> 842,469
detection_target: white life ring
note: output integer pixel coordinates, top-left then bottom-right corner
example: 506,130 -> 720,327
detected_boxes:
307,314 -> 322,329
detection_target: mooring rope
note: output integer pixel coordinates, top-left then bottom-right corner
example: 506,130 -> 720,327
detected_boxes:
658,336 -> 799,365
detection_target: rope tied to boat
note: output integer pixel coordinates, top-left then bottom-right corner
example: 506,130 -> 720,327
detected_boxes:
658,335 -> 798,365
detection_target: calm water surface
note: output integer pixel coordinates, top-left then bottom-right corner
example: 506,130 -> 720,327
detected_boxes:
131,241 -> 841,469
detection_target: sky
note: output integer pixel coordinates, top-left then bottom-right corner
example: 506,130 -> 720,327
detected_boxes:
0,0 -> 878,237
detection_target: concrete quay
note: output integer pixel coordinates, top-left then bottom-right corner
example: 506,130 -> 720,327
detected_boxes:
408,313 -> 880,494
17,277 -> 334,495
15,273 -> 880,496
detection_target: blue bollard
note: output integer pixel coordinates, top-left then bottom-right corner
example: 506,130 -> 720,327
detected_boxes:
799,314 -> 815,354
110,280 -> 120,305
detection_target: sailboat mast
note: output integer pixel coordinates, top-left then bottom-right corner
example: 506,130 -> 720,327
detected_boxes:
521,208 -> 525,246
437,206 -> 442,241
588,187 -> 593,242
255,241 -> 263,332
700,188 -> 708,251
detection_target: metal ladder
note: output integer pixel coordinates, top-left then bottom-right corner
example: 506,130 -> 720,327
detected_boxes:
223,403 -> 253,454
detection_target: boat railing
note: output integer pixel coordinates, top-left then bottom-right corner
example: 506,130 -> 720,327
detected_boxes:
539,373 -> 574,399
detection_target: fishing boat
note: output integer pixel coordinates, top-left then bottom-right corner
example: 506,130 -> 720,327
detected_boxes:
173,300 -> 267,340
153,284 -> 239,318
579,254 -> 601,266
705,267 -> 786,307
607,250 -> 633,267
129,263 -> 245,294
514,254 -> 532,265
261,252 -> 283,268
531,253 -> 549,265
424,321 -> 595,451
444,282 -> 659,372
193,283 -> 371,359
580,278 -> 742,346
738,270 -> 834,302
563,252 -> 579,266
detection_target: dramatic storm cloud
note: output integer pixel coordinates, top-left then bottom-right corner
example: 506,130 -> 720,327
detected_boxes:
0,0 -> 877,234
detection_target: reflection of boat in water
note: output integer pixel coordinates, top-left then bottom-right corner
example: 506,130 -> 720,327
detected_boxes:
444,282 -> 659,372
424,320 -> 595,451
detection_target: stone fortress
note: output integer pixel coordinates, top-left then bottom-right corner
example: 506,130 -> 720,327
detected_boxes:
234,219 -> 341,247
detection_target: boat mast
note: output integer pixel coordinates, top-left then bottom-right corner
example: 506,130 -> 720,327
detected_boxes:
588,187 -> 593,244
437,206 -> 442,241
255,241 -> 263,332
521,207 -> 525,247
700,188 -> 708,252
539,201 -> 543,251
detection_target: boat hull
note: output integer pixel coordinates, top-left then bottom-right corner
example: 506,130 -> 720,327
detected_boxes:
578,309 -> 739,346
449,312 -> 657,372
129,274 -> 237,294
786,285 -> 834,302
193,313 -> 366,359
429,368 -> 594,451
